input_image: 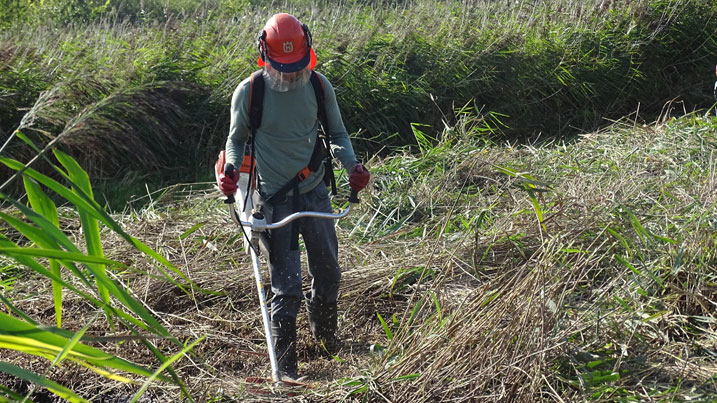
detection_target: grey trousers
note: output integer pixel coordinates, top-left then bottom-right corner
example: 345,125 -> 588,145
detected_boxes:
265,182 -> 341,321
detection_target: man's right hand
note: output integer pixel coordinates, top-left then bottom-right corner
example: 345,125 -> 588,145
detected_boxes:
219,169 -> 239,196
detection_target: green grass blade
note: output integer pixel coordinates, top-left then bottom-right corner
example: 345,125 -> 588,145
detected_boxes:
0,361 -> 90,403
22,177 -> 59,227
626,209 -> 648,246
429,290 -> 442,323
0,197 -> 173,338
50,312 -> 99,369
0,157 -> 193,294
54,150 -> 113,328
407,297 -> 425,328
20,177 -> 64,327
0,210 -> 91,286
180,222 -> 206,240
0,383 -> 36,402
606,227 -> 633,258
130,336 -> 205,403
524,185 -> 547,232
0,247 -> 123,266
0,312 -> 162,380
376,313 -> 394,341
0,235 -> 155,333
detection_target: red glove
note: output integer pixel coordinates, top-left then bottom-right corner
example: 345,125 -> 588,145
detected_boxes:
349,164 -> 370,192
219,169 -> 239,196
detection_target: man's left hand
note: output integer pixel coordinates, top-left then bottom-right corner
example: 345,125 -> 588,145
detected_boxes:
349,164 -> 370,191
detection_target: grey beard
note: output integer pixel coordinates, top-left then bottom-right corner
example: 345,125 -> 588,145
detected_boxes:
264,67 -> 311,92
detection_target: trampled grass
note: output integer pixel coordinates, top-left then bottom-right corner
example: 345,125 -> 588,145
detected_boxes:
3,106 -> 714,401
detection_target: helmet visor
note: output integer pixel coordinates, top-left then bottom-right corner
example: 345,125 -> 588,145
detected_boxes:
258,48 -> 316,72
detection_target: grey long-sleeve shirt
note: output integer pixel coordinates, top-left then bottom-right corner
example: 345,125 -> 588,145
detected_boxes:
225,71 -> 359,198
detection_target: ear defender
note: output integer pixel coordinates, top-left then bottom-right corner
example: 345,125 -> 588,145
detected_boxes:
257,30 -> 267,62
302,23 -> 312,50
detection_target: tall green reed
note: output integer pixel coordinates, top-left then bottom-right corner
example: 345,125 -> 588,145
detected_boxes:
0,143 -> 201,400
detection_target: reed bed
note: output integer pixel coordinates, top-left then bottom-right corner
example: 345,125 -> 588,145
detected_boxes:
2,0 -> 717,208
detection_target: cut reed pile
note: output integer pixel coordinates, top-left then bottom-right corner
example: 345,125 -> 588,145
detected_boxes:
336,108 -> 717,402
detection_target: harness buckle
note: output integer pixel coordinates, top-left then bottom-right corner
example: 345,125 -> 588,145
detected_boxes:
297,166 -> 311,181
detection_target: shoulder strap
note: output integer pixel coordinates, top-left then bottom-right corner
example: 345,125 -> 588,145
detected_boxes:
248,70 -> 265,141
309,71 -> 337,195
309,71 -> 327,132
257,70 -> 339,203
246,70 -> 264,197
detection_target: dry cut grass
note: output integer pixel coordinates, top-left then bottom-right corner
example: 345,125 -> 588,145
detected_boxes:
2,108 -> 716,401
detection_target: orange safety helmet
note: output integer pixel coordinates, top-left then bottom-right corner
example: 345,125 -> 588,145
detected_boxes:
257,13 -> 317,72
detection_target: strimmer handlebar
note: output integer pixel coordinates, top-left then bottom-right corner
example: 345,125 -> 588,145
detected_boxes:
224,174 -> 360,231
227,194 -> 356,231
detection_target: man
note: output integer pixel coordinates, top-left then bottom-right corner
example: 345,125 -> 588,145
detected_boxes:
218,13 -> 370,381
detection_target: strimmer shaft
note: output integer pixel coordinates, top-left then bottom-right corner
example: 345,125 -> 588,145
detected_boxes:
249,245 -> 282,383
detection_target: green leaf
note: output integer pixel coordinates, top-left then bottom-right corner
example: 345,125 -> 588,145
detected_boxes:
606,227 -> 631,256
0,312 -> 162,380
54,150 -> 113,328
51,312 -> 99,369
376,313 -> 394,341
524,185 -> 547,232
0,382 -> 36,402
579,370 -> 620,386
613,296 -> 634,312
0,196 -> 173,338
180,222 -> 206,240
0,361 -> 91,403
0,235 -> 153,333
429,290 -> 442,322
130,336 -> 205,403
22,177 -> 64,328
407,297 -> 425,327
0,210 -> 91,286
615,255 -> 664,289
23,177 -> 59,227
0,247 -> 123,266
0,157 -> 193,295
389,373 -> 420,382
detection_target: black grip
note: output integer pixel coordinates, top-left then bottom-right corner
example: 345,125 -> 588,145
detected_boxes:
349,189 -> 360,204
224,163 -> 235,204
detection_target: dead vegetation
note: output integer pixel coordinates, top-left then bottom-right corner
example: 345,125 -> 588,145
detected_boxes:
2,110 -> 717,402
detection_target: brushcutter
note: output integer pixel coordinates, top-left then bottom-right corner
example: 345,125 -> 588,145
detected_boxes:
214,151 -> 359,384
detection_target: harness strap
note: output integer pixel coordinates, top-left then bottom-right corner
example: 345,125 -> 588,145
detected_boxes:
245,71 -> 264,208
309,72 -> 337,196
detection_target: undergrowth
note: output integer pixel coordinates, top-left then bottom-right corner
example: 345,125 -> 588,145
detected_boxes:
1,103 -> 715,401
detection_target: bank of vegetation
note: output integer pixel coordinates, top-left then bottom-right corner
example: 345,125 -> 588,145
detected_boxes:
2,0 -> 716,204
